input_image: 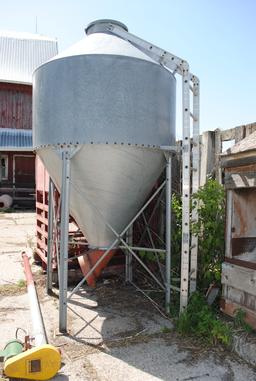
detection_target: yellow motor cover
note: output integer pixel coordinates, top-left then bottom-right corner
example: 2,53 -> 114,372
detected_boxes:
4,344 -> 61,380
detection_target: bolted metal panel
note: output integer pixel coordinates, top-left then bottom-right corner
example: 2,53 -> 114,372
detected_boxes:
38,145 -> 165,248
33,23 -> 176,250
33,54 -> 176,148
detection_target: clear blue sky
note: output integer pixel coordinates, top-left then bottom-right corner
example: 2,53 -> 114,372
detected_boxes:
1,0 -> 255,137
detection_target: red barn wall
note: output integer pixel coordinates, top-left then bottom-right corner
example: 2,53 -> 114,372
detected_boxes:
0,82 -> 32,130
1,151 -> 35,184
0,82 -> 34,205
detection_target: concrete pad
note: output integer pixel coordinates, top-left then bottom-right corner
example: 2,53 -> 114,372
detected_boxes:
1,283 -> 256,381
0,211 -> 256,380
66,286 -> 173,345
88,339 -> 256,381
0,212 -> 36,284
0,294 -> 31,347
45,284 -> 256,380
232,333 -> 256,367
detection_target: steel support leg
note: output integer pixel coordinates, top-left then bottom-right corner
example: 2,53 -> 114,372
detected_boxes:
68,181 -> 166,300
141,212 -> 165,283
165,155 -> 172,313
125,225 -> 133,283
59,151 -> 71,333
47,178 -> 54,294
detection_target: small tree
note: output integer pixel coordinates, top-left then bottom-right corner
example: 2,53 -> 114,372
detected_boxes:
176,181 -> 229,345
172,179 -> 225,291
192,179 -> 225,291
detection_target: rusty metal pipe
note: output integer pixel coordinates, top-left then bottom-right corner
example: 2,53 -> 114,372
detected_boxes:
22,252 -> 47,347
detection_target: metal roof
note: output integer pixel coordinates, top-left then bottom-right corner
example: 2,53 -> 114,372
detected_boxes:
0,128 -> 32,151
0,31 -> 58,85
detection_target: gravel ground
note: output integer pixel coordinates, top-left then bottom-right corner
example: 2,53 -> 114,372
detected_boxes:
0,212 -> 256,381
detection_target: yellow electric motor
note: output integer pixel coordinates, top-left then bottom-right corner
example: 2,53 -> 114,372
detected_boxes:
4,344 -> 61,380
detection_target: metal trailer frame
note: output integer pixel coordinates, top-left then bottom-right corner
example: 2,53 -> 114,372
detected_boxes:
46,25 -> 200,332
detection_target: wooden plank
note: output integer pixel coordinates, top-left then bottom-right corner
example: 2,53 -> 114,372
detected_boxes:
221,156 -> 256,168
225,257 -> 256,271
225,163 -> 256,173
222,262 -> 256,296
36,201 -> 49,212
37,239 -> 48,251
225,191 -> 233,258
35,247 -> 47,265
221,123 -> 256,141
37,214 -> 48,226
235,125 -> 245,143
36,225 -> 48,238
220,298 -> 256,330
224,172 -> 256,189
245,123 -> 256,137
215,129 -> 222,183
222,284 -> 256,311
199,131 -> 215,186
221,127 -> 236,141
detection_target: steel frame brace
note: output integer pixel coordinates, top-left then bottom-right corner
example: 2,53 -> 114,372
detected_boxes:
48,151 -> 174,332
47,24 -> 200,332
108,24 -> 200,313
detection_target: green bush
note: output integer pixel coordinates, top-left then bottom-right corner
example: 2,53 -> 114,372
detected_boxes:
171,179 -> 225,291
171,193 -> 182,274
192,179 -> 225,290
177,292 -> 232,346
234,308 -> 253,333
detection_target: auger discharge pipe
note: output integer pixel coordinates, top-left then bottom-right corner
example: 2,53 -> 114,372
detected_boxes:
22,252 -> 47,347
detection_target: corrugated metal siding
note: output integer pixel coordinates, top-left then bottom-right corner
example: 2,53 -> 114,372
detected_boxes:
0,84 -> 32,129
0,128 -> 32,148
0,31 -> 58,84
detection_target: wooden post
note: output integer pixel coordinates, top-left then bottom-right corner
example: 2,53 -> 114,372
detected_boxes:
234,125 -> 245,143
214,129 -> 222,184
200,131 -> 215,186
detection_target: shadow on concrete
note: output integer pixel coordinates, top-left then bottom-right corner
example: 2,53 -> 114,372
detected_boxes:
62,282 -> 183,380
53,282 -> 250,381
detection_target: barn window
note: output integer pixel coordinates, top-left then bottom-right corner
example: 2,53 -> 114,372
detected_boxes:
0,156 -> 8,180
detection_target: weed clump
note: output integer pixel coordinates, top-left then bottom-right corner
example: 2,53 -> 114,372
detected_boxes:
177,292 -> 232,346
234,308 -> 253,334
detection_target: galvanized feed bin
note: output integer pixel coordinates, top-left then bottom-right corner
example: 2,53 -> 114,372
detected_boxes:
33,19 -> 176,251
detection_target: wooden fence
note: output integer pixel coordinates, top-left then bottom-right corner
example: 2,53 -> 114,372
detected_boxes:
200,122 -> 256,185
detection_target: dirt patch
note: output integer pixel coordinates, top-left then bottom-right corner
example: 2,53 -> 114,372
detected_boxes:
0,283 -> 26,297
57,339 -> 100,361
82,358 -> 101,381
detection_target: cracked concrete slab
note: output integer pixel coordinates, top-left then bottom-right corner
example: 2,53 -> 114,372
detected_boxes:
0,212 -> 256,381
0,212 -> 36,285
66,286 -> 173,346
87,340 -> 256,381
